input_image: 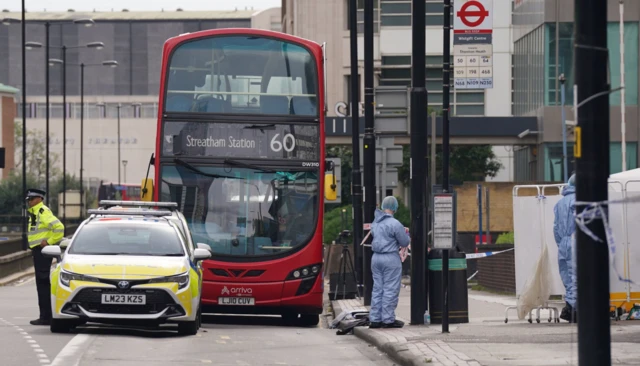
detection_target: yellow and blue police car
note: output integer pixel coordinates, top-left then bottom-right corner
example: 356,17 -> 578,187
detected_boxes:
41,201 -> 210,335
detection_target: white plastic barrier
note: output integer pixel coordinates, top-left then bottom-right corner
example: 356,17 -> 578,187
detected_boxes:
514,171 -> 640,314
513,185 -> 565,298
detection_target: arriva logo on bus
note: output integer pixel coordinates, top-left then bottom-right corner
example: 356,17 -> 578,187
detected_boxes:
221,286 -> 253,296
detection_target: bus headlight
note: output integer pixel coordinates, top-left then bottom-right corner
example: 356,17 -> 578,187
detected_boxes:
286,264 -> 322,280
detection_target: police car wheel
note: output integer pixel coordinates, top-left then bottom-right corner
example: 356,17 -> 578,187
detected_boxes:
50,319 -> 72,333
178,320 -> 198,336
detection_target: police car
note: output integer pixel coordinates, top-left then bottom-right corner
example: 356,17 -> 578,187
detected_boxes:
41,201 -> 210,335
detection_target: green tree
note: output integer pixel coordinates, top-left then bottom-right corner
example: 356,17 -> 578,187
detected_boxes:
322,197 -> 410,245
13,121 -> 61,182
323,205 -> 353,244
397,109 -> 502,186
0,123 -> 94,226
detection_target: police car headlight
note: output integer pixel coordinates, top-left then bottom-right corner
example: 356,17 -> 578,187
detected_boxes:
60,271 -> 100,287
149,272 -> 190,289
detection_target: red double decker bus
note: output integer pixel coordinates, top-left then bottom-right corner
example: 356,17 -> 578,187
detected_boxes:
145,28 -> 335,326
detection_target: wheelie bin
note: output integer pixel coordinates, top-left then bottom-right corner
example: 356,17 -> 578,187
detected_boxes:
428,249 -> 469,324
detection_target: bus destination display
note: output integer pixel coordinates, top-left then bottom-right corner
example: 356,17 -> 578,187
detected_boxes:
162,122 -> 319,160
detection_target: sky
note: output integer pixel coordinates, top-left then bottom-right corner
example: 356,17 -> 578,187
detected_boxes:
3,0 -> 281,12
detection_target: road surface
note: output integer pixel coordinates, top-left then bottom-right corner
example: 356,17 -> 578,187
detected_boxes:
0,278 -> 392,366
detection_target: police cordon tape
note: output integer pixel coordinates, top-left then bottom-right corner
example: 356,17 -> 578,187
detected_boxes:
360,224 -> 514,261
402,246 -> 514,260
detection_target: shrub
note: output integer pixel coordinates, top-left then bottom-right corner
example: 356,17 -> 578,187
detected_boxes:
495,232 -> 514,245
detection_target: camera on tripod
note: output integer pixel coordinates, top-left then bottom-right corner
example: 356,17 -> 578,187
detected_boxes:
328,209 -> 361,300
336,229 -> 351,245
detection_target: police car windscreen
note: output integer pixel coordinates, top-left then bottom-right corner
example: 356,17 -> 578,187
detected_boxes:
68,223 -> 185,256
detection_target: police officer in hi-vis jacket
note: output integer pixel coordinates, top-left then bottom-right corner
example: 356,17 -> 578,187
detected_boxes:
26,188 -> 64,326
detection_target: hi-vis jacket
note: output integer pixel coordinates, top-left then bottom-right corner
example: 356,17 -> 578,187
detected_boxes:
27,202 -> 65,249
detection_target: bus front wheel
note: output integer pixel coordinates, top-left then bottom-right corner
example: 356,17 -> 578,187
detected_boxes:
299,314 -> 319,327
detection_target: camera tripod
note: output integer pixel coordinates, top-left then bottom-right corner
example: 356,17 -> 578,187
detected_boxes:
333,241 -> 361,301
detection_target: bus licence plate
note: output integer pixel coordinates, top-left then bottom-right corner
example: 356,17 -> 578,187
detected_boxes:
218,297 -> 255,306
101,294 -> 146,305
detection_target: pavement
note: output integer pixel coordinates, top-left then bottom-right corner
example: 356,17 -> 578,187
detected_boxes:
0,277 -> 395,366
332,284 -> 640,366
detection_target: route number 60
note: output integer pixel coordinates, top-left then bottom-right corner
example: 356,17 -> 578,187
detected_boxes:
271,133 -> 296,152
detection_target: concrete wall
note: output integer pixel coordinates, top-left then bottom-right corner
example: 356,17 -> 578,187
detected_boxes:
251,7 -> 282,31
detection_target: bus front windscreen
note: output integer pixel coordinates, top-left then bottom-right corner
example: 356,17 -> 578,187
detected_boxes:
160,165 -> 319,258
165,35 -> 319,117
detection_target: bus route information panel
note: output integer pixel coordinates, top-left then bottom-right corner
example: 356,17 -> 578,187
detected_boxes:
162,122 -> 319,161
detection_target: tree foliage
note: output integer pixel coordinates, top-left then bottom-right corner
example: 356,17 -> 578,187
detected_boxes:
397,109 -> 502,186
13,121 -> 61,179
0,122 -> 95,227
323,198 -> 411,245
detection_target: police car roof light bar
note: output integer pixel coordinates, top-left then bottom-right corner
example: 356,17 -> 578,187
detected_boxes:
87,209 -> 174,217
98,200 -> 178,210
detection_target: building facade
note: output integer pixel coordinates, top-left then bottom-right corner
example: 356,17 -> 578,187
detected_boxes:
0,9 -> 263,185
281,0 -> 516,181
512,0 -> 640,182
0,84 -> 18,180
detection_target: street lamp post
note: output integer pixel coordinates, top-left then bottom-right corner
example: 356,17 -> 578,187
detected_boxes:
6,18 -> 95,205
97,103 -> 127,187
76,61 -> 117,218
21,1 -> 26,250
560,74 -> 568,182
122,160 -> 128,183
117,104 -> 121,186
45,41 -> 104,224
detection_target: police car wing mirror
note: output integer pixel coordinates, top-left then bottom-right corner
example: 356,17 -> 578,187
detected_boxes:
193,248 -> 211,262
42,246 -> 62,258
59,238 -> 71,249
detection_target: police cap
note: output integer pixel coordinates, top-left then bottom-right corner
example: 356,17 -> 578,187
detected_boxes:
25,188 -> 46,200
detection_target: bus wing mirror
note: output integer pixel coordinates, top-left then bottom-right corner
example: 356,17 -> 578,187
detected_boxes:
324,173 -> 337,201
141,179 -> 154,201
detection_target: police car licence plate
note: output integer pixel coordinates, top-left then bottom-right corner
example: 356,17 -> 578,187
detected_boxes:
101,294 -> 146,305
218,297 -> 255,305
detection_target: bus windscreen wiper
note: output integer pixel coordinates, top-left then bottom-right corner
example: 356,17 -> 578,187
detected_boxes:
244,124 -> 275,130
174,158 -> 240,179
224,159 -> 276,173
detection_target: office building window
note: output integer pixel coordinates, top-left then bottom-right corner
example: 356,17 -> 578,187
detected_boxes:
543,142 -> 637,182
513,25 -> 545,115
379,55 -> 485,116
607,22 -> 639,106
378,1 -> 453,27
347,0 -> 380,33
545,22 -> 638,106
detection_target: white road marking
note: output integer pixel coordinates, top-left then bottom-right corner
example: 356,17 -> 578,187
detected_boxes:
50,334 -> 95,366
0,317 -> 51,364
14,277 -> 36,287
